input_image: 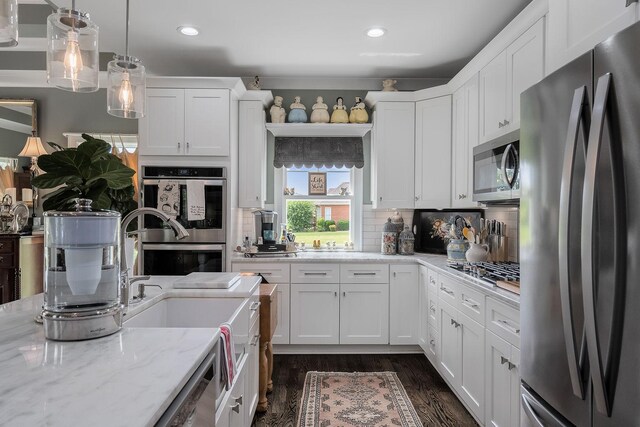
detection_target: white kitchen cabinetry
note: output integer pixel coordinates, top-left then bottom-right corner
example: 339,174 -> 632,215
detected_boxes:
216,356 -> 247,427
414,96 -> 452,208
479,19 -> 544,142
485,331 -> 520,427
418,266 -> 429,352
370,103 -> 416,209
458,312 -> 485,422
290,283 -> 340,345
238,100 -> 266,208
140,88 -> 230,156
246,315 -> 260,422
451,74 -> 479,207
340,283 -> 389,344
438,300 -> 460,385
389,264 -> 419,345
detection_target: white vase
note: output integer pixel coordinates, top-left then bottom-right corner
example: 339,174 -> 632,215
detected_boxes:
465,243 -> 490,263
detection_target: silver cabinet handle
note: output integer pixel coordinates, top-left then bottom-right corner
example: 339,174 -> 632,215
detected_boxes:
498,121 -> 504,128
250,301 -> 260,311
250,334 -> 260,346
430,304 -> 436,313
177,142 -> 181,149
508,361 -> 517,370
231,403 -> 240,413
497,319 -> 520,334
234,395 -> 243,405
462,298 -> 479,309
429,339 -> 435,345
503,119 -> 510,126
415,196 -> 419,201
501,356 -> 509,365
304,272 -> 327,276
255,196 -> 259,200
353,272 -> 376,276
430,278 -> 436,285
379,196 -> 382,201
558,86 -> 588,400
461,194 -> 466,199
260,272 -> 272,276
342,291 -> 346,297
440,286 -> 454,296
393,272 -> 397,278
186,142 -> 190,150
450,319 -> 460,328
334,291 -> 337,297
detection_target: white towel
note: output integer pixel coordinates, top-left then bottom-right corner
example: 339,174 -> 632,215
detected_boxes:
186,180 -> 206,221
157,180 -> 180,217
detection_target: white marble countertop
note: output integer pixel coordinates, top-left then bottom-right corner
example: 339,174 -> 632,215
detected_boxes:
231,251 -> 519,307
0,274 -> 261,427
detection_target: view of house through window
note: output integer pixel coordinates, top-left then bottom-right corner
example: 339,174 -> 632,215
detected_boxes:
284,166 -> 352,247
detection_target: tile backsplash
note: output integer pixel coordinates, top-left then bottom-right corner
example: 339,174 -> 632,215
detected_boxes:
361,206 -> 414,252
483,206 -> 519,262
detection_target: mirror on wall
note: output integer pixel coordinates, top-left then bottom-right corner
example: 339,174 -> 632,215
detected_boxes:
0,99 -> 38,171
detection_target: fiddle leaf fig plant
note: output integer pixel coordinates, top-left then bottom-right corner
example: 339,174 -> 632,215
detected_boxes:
32,134 -> 137,214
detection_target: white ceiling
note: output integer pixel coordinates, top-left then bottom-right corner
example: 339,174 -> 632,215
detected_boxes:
19,0 -> 532,79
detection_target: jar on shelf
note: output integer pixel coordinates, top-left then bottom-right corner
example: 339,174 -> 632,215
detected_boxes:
381,218 -> 397,255
398,225 -> 415,255
391,210 -> 404,234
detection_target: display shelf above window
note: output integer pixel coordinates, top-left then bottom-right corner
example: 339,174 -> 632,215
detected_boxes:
266,123 -> 372,138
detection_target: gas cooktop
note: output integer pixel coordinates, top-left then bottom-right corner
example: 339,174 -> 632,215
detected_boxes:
449,262 -> 520,286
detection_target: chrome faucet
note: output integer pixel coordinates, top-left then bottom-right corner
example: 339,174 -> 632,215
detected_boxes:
119,208 -> 189,310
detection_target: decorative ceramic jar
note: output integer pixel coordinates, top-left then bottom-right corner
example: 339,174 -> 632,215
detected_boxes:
288,96 -> 307,123
381,218 -> 397,255
466,243 -> 489,263
330,97 -> 349,123
398,226 -> 415,255
270,96 -> 286,123
390,210 -> 404,234
446,238 -> 469,263
310,96 -> 330,123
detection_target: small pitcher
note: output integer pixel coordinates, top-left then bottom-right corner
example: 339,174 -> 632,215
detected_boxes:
466,242 -> 490,263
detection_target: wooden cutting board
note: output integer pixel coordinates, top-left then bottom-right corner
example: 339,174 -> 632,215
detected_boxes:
496,280 -> 520,295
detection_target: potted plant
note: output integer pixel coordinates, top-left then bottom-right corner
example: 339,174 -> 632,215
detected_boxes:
32,134 -> 136,215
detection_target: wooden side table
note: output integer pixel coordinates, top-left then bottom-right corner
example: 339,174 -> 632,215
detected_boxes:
257,283 -> 278,412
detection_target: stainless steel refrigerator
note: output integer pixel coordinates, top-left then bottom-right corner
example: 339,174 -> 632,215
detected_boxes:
520,20 -> 640,427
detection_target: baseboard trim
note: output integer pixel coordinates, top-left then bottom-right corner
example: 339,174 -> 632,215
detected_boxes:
273,344 -> 423,355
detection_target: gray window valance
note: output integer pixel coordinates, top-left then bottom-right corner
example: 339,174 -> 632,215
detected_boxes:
273,137 -> 364,169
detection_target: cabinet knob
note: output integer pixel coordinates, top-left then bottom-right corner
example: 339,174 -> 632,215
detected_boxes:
430,339 -> 435,345
500,356 -> 509,365
461,194 -> 466,199
186,142 -> 190,150
415,196 -> 419,201
334,291 -> 337,297
343,291 -> 346,297
379,196 -> 382,201
177,142 -> 181,149
498,121 -> 504,128
231,403 -> 240,413
255,196 -> 259,200
504,119 -> 510,126
234,395 -> 243,405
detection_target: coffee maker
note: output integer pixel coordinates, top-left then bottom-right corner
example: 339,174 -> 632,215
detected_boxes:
254,210 -> 285,251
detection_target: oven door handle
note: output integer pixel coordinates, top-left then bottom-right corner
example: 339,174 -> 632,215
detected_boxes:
143,244 -> 225,251
143,179 -> 226,186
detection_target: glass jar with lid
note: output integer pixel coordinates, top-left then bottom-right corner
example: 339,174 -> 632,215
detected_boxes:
398,225 -> 415,255
381,218 -> 397,255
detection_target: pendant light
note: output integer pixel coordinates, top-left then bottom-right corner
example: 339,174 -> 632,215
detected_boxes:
46,0 -> 99,92
107,0 -> 145,119
0,0 -> 18,47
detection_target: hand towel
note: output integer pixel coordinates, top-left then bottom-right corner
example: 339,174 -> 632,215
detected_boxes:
219,322 -> 237,390
157,180 -> 180,217
186,180 -> 206,221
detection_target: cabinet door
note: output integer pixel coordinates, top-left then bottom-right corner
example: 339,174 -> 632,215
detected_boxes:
184,89 -> 230,156
371,102 -> 415,209
426,324 -> 439,366
452,74 -> 479,207
246,319 -> 260,421
238,101 -> 266,208
290,283 -> 339,344
340,283 -> 389,344
459,312 -> 485,421
228,359 -> 246,427
389,264 -> 419,345
438,301 -> 460,385
506,18 -> 544,131
272,283 -> 290,345
485,331 -> 512,427
139,89 -> 184,155
510,346 -> 521,427
415,96 -> 452,208
418,266 -> 429,351
479,50 -> 507,143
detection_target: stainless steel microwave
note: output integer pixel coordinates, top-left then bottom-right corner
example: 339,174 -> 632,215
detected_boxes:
472,130 -> 520,203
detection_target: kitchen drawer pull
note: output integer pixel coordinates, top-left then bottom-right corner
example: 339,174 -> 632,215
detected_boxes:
250,334 -> 260,346
342,291 -> 346,297
186,142 -> 190,150
430,304 -> 436,313
334,291 -> 337,297
508,361 -> 517,371
178,142 -> 181,149
231,403 -> 241,413
250,302 -> 260,311
304,272 -> 327,276
440,286 -> 454,296
462,298 -> 480,309
504,119 -> 510,126
497,319 -> 520,334
353,272 -> 377,276
450,319 -> 460,328
430,278 -> 436,284
430,339 -> 435,345
501,356 -> 509,365
259,272 -> 272,276
234,395 -> 243,405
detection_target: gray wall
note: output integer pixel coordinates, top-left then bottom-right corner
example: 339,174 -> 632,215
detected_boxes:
0,88 -> 138,148
0,128 -> 31,170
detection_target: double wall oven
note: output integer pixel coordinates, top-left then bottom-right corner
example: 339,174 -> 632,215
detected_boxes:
140,166 -> 227,274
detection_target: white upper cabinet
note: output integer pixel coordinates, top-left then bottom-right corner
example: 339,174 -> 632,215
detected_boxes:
140,88 -> 230,156
451,74 -> 479,207
370,102 -> 416,209
479,18 -> 545,143
547,0 -> 638,73
414,96 -> 452,208
238,100 -> 266,208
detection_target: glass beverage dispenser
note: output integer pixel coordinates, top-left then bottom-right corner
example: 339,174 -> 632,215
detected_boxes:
42,199 -> 122,341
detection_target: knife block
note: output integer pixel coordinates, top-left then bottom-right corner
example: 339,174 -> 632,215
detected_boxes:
488,235 -> 508,262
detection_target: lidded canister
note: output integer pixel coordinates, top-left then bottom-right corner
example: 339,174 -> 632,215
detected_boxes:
381,218 -> 397,255
398,225 -> 415,255
390,210 -> 404,234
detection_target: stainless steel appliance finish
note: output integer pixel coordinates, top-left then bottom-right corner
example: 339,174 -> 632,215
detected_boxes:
520,20 -> 640,427
472,129 -> 520,203
141,243 -> 225,275
140,166 -> 226,243
448,262 -> 519,286
41,304 -> 123,341
254,210 -> 279,244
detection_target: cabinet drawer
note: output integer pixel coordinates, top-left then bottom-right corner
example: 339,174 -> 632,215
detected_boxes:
291,264 -> 340,283
0,238 -> 15,254
438,276 -> 459,307
0,254 -> 15,268
231,263 -> 290,283
427,325 -> 439,365
427,288 -> 439,332
486,297 -> 520,347
427,269 -> 439,294
458,284 -> 485,326
249,290 -> 260,329
340,264 -> 389,284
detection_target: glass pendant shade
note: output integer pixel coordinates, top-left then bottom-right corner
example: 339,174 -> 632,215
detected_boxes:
0,0 -> 18,47
107,55 -> 145,118
47,8 -> 99,93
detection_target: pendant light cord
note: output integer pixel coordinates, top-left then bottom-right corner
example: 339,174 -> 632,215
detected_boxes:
125,0 -> 130,60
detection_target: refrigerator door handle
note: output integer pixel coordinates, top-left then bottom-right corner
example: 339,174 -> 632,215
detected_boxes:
558,86 -> 588,399
521,393 -> 546,427
582,72 -> 627,417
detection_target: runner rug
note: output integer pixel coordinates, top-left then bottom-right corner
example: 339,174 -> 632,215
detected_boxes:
297,371 -> 423,426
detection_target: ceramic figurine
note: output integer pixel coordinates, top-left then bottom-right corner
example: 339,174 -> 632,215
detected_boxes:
270,96 -> 286,123
288,96 -> 308,123
330,97 -> 349,123
349,96 -> 368,123
310,96 -> 330,123
382,79 -> 398,92
248,75 -> 261,90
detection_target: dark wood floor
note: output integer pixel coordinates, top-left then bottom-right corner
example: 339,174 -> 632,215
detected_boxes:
252,353 -> 478,427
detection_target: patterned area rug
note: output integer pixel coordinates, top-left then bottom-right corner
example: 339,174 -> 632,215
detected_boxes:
297,371 -> 423,427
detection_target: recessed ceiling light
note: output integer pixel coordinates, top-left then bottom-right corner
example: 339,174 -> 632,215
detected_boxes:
178,26 -> 199,36
366,27 -> 386,38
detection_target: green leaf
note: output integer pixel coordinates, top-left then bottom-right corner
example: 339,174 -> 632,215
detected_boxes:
84,178 -> 108,204
109,185 -> 135,202
94,192 -> 112,210
32,174 -> 81,189
42,187 -> 79,211
77,138 -> 111,162
46,142 -> 66,152
86,159 -> 135,190
37,151 -> 91,178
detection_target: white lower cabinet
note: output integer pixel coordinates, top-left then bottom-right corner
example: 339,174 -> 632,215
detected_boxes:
246,318 -> 260,422
439,300 -> 460,385
216,356 -> 247,427
340,283 -> 389,344
485,331 -> 521,427
458,312 -> 485,421
272,283 -> 290,345
389,264 -> 419,345
290,283 -> 340,344
418,266 -> 429,352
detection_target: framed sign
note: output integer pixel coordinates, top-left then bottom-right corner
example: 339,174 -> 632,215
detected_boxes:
308,172 -> 327,195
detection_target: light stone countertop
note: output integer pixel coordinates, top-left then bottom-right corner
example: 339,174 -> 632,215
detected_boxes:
231,251 -> 520,307
0,275 -> 261,427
